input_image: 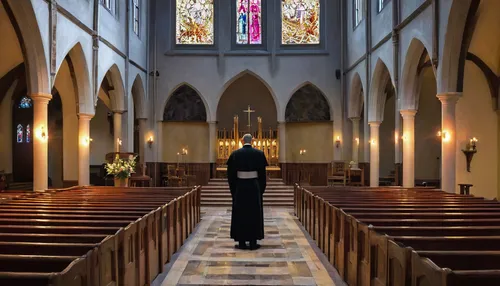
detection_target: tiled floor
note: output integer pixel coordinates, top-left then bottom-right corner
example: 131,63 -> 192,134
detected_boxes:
153,207 -> 344,286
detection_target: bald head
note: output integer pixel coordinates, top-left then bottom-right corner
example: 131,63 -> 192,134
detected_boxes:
242,134 -> 253,145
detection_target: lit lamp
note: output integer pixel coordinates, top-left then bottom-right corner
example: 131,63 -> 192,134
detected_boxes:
369,139 -> 376,145
335,136 -> 341,148
299,149 -> 307,184
462,137 -> 478,172
117,138 -> 122,152
147,136 -> 154,148
355,138 -> 359,145
36,126 -> 48,142
82,137 -> 93,146
437,130 -> 450,142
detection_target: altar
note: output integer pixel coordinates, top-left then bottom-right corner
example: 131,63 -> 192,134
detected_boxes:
215,106 -> 281,178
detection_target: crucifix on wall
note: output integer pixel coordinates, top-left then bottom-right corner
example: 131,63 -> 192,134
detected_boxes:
243,105 -> 255,132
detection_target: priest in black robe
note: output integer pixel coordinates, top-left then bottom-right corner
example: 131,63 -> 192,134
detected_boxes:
227,133 -> 268,250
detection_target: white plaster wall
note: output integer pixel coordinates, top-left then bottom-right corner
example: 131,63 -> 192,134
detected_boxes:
129,0 -> 148,69
99,0 -> 126,53
401,0 -> 426,20
371,0 -> 392,46
456,62 -> 499,199
57,0 -> 94,28
370,42 -> 394,87
97,44 -> 127,103
29,0 -> 50,91
345,0 -> 366,67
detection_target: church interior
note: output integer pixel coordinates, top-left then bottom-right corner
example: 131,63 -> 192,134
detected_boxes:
0,0 -> 499,285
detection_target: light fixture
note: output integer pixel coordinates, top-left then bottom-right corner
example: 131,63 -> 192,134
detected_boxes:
369,139 -> 376,145
463,137 -> 478,172
355,137 -> 359,145
36,126 -> 48,142
299,149 -> 307,155
394,132 -> 399,142
82,137 -> 93,146
147,136 -> 154,148
401,134 -> 408,141
335,136 -> 341,148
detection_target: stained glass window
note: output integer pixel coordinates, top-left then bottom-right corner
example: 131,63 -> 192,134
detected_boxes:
17,124 -> 23,143
18,96 -> 32,109
176,0 -> 214,45
26,124 -> 31,143
236,0 -> 262,45
281,0 -> 320,45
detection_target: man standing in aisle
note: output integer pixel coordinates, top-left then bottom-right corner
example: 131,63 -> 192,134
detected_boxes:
227,133 -> 268,250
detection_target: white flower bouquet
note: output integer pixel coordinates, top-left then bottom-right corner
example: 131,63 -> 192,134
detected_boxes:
105,154 -> 137,179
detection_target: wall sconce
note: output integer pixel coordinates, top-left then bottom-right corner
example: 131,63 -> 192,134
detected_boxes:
299,149 -> 307,155
147,136 -> 154,148
462,137 -> 478,172
36,126 -> 48,142
394,132 -> 399,142
437,130 -> 450,142
369,139 -> 376,145
401,133 -> 408,141
355,137 -> 359,145
82,137 -> 93,146
181,148 -> 188,155
335,136 -> 341,148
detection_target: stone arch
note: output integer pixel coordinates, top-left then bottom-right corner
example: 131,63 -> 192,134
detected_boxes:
439,0 -> 474,93
348,73 -> 364,118
55,43 -> 93,115
97,64 -> 126,111
164,84 -> 207,121
285,82 -> 331,122
369,58 -> 393,122
401,38 -> 436,110
218,69 -> 280,120
131,74 -> 146,118
3,0 -> 50,94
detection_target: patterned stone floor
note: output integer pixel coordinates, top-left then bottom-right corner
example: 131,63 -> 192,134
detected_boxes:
153,207 -> 345,286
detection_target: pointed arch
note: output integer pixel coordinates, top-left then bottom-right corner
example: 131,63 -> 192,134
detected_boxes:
3,0 -> 50,94
369,58 -> 393,122
97,64 -> 126,111
401,38 -> 436,111
54,42 -> 93,115
163,83 -> 207,121
285,82 -> 331,122
439,0 -> 474,93
131,74 -> 146,119
348,73 -> 364,118
218,69 -> 280,120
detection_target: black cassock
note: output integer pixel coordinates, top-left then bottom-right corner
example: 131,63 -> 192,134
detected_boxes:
227,144 -> 268,241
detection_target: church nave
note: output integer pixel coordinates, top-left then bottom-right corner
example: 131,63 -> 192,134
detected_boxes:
154,208 -> 341,286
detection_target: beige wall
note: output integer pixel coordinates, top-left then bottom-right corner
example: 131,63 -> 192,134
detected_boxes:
217,74 -> 277,131
162,122 -> 209,163
54,60 -> 79,181
415,68 -> 441,180
380,96 -> 396,177
90,100 -> 114,165
285,122 -> 333,163
456,61 -> 499,199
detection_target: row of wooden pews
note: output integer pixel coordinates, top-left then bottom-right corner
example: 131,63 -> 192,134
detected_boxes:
0,185 -> 201,286
294,185 -> 500,286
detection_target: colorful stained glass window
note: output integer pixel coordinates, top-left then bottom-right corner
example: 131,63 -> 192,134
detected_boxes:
18,96 -> 32,109
17,124 -> 23,143
176,0 -> 214,45
26,124 -> 31,143
236,0 -> 262,44
281,0 -> 320,45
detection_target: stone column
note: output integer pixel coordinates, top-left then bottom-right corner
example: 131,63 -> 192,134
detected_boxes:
350,117 -> 360,167
32,93 -> 52,191
208,121 -> 217,163
278,122 -> 286,163
400,110 -> 417,188
137,118 -> 147,164
437,92 -> 461,193
78,114 -> 93,186
369,121 -> 381,187
113,111 -> 124,152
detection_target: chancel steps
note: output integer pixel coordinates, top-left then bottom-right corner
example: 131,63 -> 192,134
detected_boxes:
201,178 -> 293,207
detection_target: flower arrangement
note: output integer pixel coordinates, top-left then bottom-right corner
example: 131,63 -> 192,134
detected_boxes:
105,155 -> 137,179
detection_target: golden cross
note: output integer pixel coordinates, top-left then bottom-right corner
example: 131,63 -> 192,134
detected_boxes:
243,105 -> 255,130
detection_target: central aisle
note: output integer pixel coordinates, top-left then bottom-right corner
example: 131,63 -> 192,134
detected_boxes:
154,207 -> 342,286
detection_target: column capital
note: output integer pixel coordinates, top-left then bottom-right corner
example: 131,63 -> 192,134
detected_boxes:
349,117 -> 361,122
368,121 -> 382,127
437,92 -> 462,104
78,113 -> 94,121
400,109 -> 417,118
30,93 -> 52,103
